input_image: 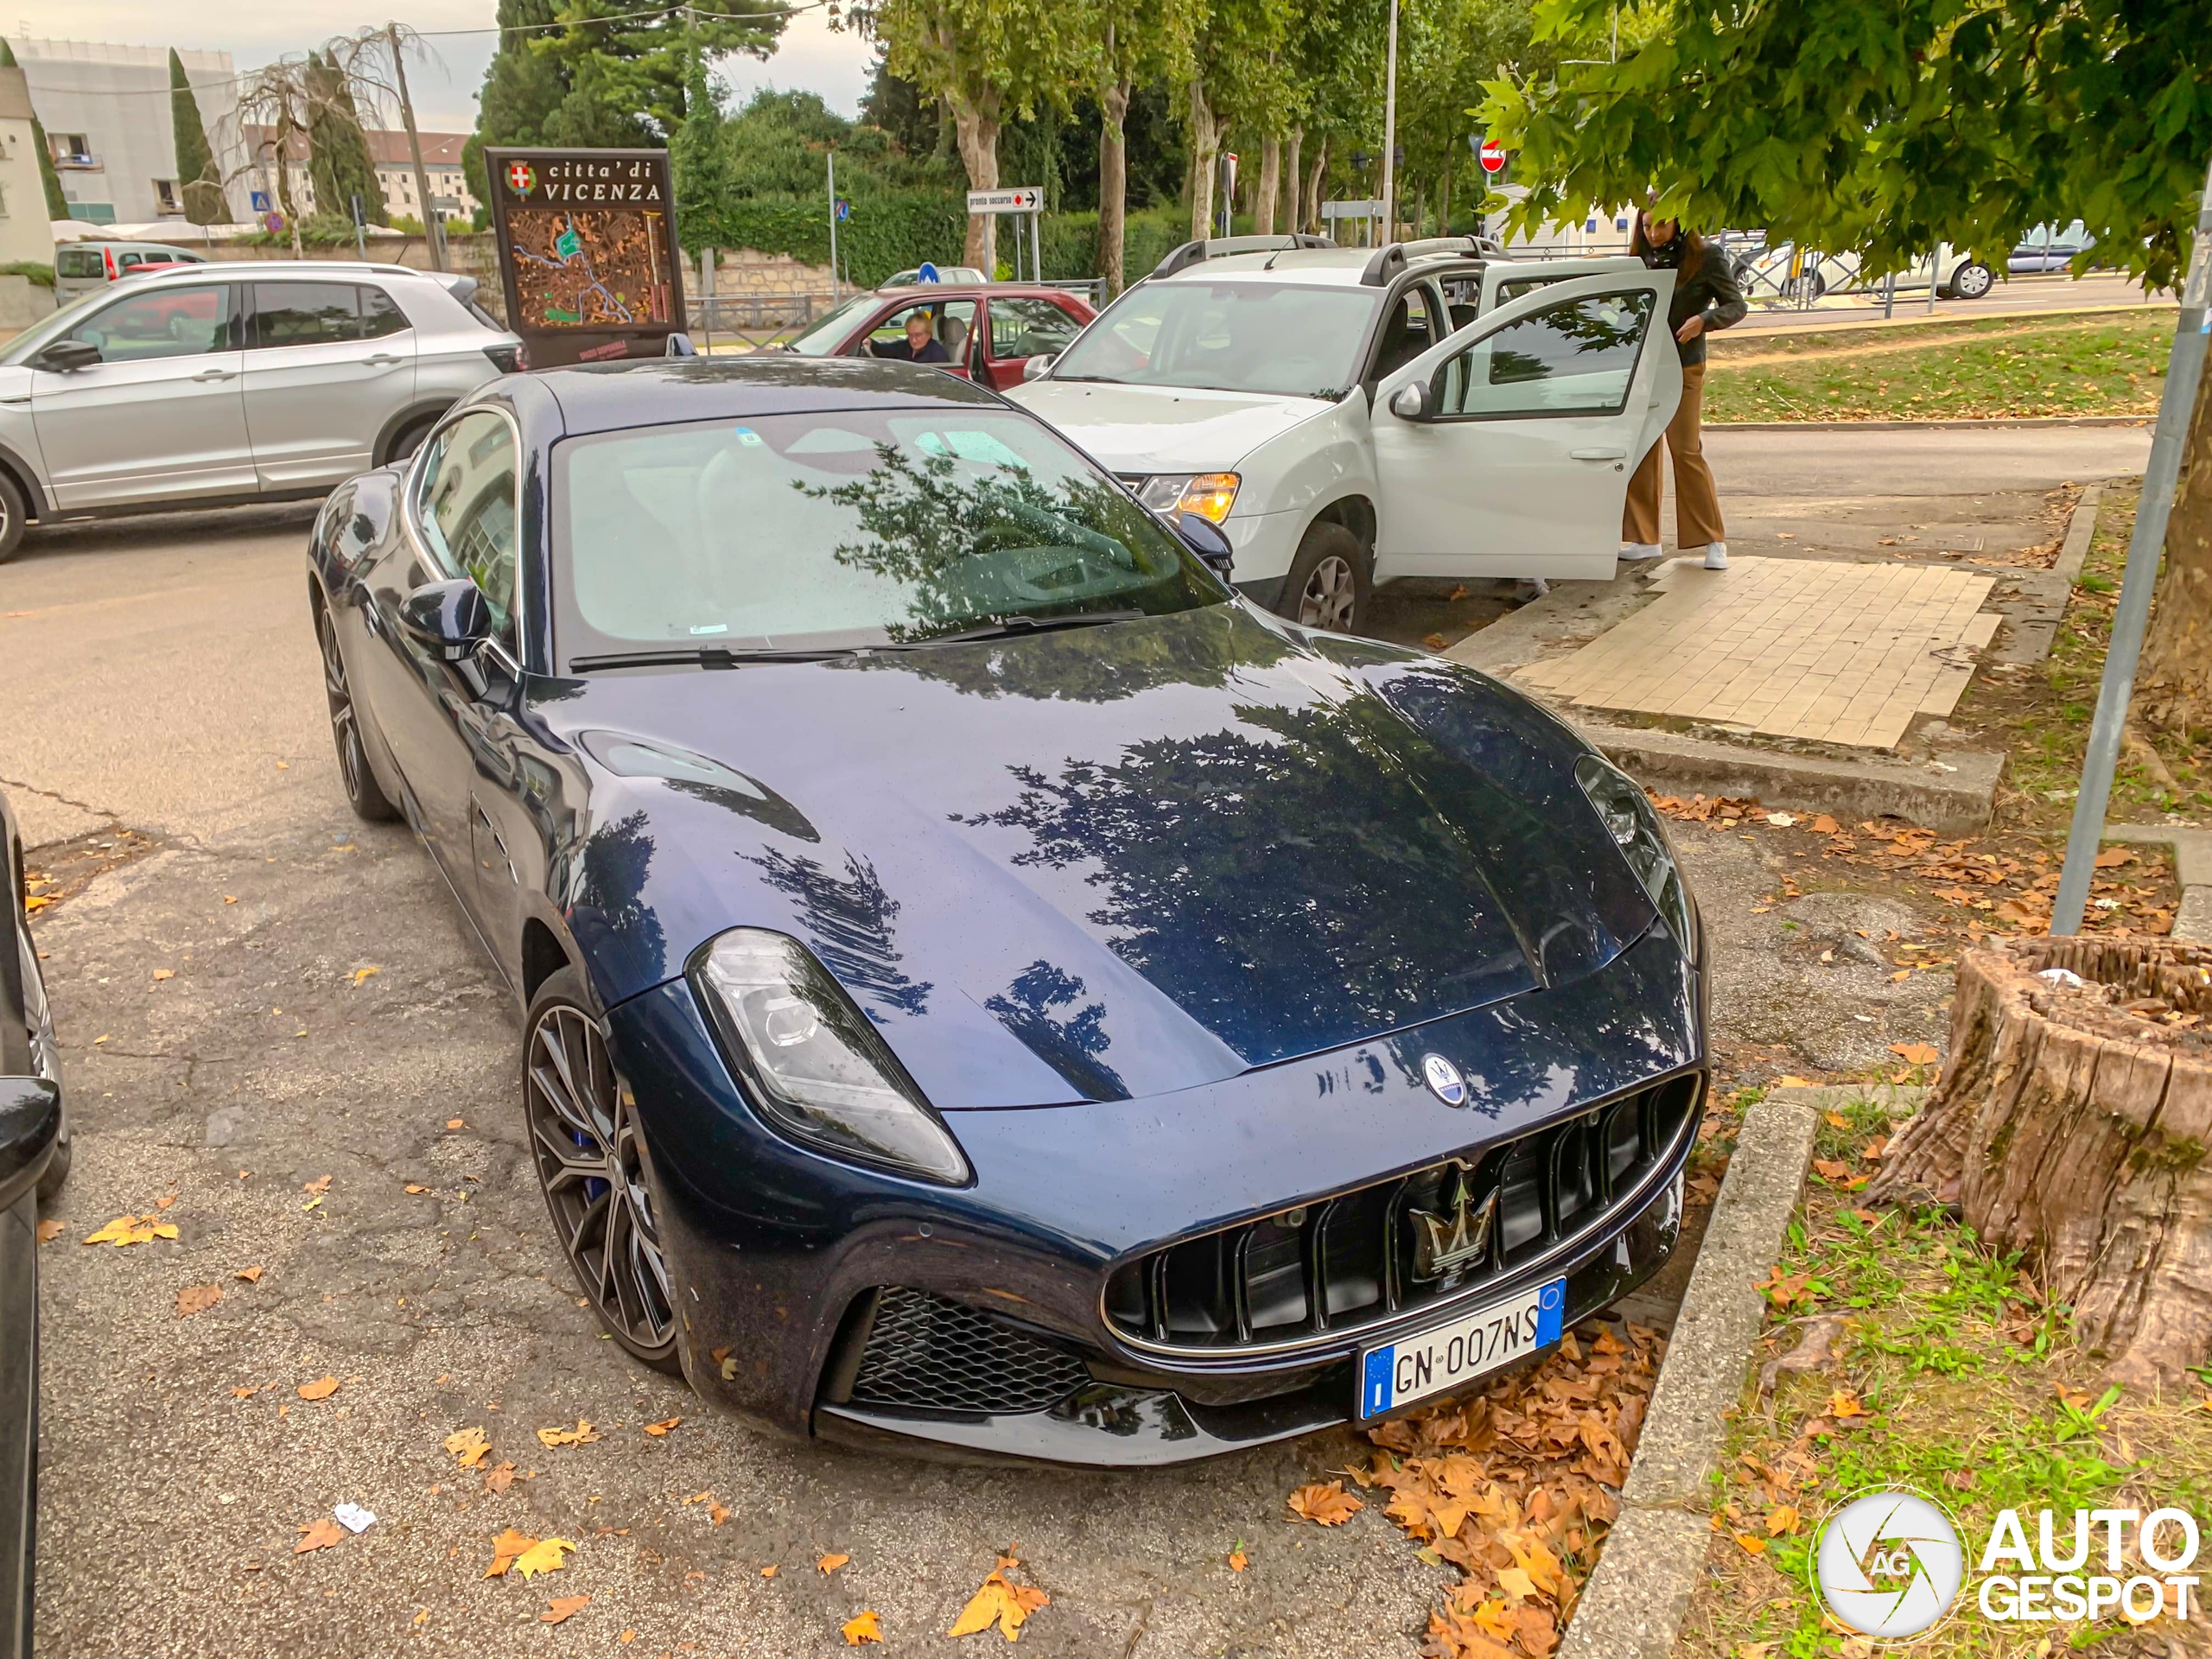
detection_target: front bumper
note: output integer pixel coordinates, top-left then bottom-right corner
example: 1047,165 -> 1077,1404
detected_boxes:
606,922 -> 1704,1466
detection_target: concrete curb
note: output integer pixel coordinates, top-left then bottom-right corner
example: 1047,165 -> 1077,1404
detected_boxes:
1561,1083 -> 1928,1659
1709,415 -> 2151,432
1584,723 -> 2003,836
2101,823 -> 2212,943
2053,484 -> 2104,586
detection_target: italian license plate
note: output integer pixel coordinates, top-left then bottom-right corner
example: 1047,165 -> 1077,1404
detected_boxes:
1357,1277 -> 1566,1419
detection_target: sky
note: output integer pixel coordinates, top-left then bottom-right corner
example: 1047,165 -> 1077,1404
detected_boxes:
3,1 -> 878,135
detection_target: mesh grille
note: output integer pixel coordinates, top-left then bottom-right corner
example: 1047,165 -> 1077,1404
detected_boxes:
848,1288 -> 1089,1415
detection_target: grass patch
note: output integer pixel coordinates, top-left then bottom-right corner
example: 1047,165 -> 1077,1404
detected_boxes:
1679,1093 -> 2212,1656
1703,311 -> 2171,423
1954,484 -> 2212,829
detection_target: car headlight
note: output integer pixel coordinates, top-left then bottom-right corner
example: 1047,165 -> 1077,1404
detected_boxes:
693,929 -> 970,1185
1135,473 -> 1239,522
1574,753 -> 1694,953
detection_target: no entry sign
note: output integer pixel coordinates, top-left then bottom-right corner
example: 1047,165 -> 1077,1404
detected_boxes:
1478,138 -> 1508,175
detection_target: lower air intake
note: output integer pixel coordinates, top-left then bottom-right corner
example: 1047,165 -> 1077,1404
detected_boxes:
848,1287 -> 1089,1415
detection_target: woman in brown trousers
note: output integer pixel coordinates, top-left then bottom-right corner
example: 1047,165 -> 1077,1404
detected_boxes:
1621,213 -> 1745,569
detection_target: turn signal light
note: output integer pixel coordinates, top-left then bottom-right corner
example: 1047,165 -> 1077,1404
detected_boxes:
1176,473 -> 1240,523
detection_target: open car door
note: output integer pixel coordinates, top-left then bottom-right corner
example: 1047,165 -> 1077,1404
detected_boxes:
1370,268 -> 1681,582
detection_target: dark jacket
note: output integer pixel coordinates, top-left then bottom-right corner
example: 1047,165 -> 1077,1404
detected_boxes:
872,337 -> 950,364
1641,238 -> 1745,367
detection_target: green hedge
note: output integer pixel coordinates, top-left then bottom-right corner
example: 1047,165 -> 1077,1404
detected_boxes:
695,190 -> 1196,290
0,260 -> 54,288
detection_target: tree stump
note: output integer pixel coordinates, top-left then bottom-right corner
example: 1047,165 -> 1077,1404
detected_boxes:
1868,936 -> 2212,1390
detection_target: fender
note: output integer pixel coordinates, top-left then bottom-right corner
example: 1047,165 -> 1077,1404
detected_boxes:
0,435 -> 54,518
372,398 -> 459,468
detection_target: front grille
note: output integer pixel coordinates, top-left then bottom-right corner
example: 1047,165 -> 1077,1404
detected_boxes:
1104,1073 -> 1700,1353
848,1287 -> 1090,1415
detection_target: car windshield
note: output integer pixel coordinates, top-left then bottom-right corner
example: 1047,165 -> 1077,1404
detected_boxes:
552,406 -> 1220,665
1,284 -> 137,365
1049,280 -> 1381,399
781,294 -> 882,356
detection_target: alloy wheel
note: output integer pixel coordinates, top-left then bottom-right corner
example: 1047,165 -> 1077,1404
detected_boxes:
524,1004 -> 676,1355
1296,554 -> 1357,631
317,607 -> 365,803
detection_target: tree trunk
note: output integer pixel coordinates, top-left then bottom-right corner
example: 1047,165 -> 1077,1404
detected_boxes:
950,92 -> 1001,272
1440,148 -> 1453,236
1185,77 -> 1218,243
1868,937 -> 2212,1390
1285,129 -> 1304,239
1305,139 -> 1328,238
1255,136 -> 1281,235
2134,361 -> 2212,734
1096,77 -> 1130,298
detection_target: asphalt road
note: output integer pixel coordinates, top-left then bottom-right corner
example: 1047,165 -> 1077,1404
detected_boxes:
0,422 -> 2148,1657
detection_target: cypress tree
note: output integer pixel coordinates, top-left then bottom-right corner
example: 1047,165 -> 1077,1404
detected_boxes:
0,40 -> 72,219
464,0 -> 569,213
670,35 -> 727,252
169,48 -> 232,225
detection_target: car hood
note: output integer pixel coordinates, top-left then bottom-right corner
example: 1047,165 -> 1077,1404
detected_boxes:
536,604 -> 1658,1109
1007,379 -> 1331,477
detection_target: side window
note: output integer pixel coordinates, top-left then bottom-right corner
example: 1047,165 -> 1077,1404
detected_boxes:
988,297 -> 1082,360
1371,286 -> 1437,379
1495,274 -> 1571,308
412,412 -> 519,643
857,298 -> 977,365
116,251 -> 148,270
55,247 -> 102,280
67,283 -> 236,362
252,283 -> 410,348
1433,289 -> 1654,420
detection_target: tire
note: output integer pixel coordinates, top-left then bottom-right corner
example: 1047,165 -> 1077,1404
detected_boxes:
522,967 -> 683,1375
316,601 -> 402,823
1945,261 -> 1993,300
0,471 -> 28,565
1275,520 -> 1372,634
35,1131 -> 68,1200
385,416 -> 436,466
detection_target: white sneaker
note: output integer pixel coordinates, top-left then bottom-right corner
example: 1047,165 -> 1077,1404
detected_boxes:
1512,577 -> 1550,603
1699,542 -> 1729,570
1619,542 -> 1662,561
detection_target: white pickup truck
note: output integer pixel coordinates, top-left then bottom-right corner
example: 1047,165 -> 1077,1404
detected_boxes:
1008,235 -> 1681,632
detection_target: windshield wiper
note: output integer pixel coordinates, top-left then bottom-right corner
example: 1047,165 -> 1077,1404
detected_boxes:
892,610 -> 1149,648
569,645 -> 849,672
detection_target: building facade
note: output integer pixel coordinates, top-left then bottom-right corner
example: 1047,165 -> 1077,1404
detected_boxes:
0,66 -> 56,264
242,125 -> 477,226
9,37 -> 246,228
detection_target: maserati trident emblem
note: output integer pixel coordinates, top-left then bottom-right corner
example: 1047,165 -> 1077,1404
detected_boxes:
1421,1052 -> 1467,1107
1409,1160 -> 1499,1282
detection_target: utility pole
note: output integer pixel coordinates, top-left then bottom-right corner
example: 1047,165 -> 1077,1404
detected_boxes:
2050,153 -> 2212,936
387,22 -> 444,271
1380,0 -> 1400,246
827,149 -> 840,302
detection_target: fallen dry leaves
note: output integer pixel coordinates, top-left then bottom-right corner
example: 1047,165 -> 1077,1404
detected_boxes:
540,1594 -> 589,1625
817,1553 -> 849,1573
175,1284 -> 221,1317
296,1376 -> 340,1402
484,1531 -> 575,1580
444,1427 -> 492,1470
947,1569 -> 1049,1641
82,1213 -> 177,1247
233,1265 -> 264,1283
1287,1482 -> 1364,1526
642,1418 -> 681,1437
842,1611 -> 883,1645
1325,1321 -> 1666,1659
537,1419 -> 600,1448
35,1219 -> 62,1243
294,1519 -> 345,1554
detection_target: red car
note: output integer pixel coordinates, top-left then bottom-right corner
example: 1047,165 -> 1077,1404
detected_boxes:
779,283 -> 1094,390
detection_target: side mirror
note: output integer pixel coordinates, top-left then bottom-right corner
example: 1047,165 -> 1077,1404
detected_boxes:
1389,380 -> 1433,421
32,338 -> 101,373
0,1075 -> 60,1212
1175,512 -> 1235,580
1021,353 -> 1058,382
400,578 -> 491,662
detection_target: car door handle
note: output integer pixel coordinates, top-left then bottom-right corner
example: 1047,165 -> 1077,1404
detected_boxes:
363,353 -> 406,366
1570,448 -> 1628,461
191,367 -> 238,382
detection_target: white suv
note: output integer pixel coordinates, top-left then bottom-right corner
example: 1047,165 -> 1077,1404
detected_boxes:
1008,236 -> 1682,632
0,261 -> 521,562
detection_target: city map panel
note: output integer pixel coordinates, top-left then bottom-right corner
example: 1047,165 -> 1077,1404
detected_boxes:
506,207 -> 675,330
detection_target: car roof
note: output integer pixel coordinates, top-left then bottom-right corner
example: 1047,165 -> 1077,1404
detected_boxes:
123,259 -> 432,284
1156,250 -> 1486,288
865,282 -> 1084,301
524,355 -> 1009,437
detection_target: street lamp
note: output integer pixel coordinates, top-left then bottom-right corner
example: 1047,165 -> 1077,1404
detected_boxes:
1380,0 -> 1399,245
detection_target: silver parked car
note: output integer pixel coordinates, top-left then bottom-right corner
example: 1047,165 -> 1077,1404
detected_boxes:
0,261 -> 521,562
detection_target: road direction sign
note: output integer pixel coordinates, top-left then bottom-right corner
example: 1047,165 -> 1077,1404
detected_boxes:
1479,139 -> 1508,175
967,186 -> 1042,214
1320,199 -> 1384,218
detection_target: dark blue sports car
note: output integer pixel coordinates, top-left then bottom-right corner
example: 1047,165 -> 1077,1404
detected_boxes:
306,357 -> 1706,1465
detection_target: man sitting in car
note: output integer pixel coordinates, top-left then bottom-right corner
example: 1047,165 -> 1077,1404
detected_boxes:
872,309 -> 950,364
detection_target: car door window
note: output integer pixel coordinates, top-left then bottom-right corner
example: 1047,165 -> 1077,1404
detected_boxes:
251,283 -> 410,348
1370,285 -> 1438,379
857,298 -> 976,364
988,297 -> 1082,361
65,283 -> 238,363
412,411 -> 519,645
55,246 -> 102,281
1433,289 -> 1655,419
